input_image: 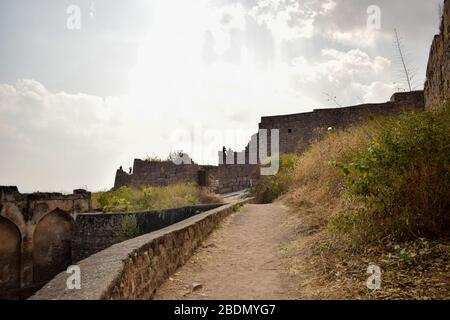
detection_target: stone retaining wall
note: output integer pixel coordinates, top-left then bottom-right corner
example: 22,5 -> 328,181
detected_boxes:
72,204 -> 222,262
30,199 -> 251,300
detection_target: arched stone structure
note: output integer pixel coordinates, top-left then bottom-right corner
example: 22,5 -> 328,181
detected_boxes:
0,216 -> 21,292
33,209 -> 74,283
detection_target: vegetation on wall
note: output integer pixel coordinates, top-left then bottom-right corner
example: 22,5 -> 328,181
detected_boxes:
93,183 -> 222,213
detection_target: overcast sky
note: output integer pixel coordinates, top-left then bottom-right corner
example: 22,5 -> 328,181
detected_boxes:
0,0 -> 444,192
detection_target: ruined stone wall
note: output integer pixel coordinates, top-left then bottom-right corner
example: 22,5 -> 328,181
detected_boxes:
0,187 -> 92,299
30,199 -> 252,300
217,91 -> 424,193
259,91 -> 424,155
424,0 -> 450,110
114,159 -> 217,190
217,165 -> 259,194
72,203 -> 222,262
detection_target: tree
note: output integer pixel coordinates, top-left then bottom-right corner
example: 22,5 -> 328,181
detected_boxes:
393,28 -> 417,92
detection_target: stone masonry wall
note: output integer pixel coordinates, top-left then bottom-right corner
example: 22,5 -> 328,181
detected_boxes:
72,203 -> 222,262
258,91 -> 424,155
217,91 -> 424,193
114,159 -> 200,189
0,186 -> 92,299
30,199 -> 252,300
114,159 -> 218,190
424,0 -> 450,110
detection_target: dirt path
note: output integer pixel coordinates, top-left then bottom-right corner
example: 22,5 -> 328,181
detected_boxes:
154,203 -> 299,300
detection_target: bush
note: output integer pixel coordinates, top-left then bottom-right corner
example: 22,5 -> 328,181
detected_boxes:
332,107 -> 450,243
94,183 -> 223,213
254,154 -> 298,203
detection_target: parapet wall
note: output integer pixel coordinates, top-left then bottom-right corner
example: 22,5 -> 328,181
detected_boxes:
259,91 -> 424,154
0,187 -> 92,299
114,159 -> 218,190
72,203 -> 222,262
30,199 -> 251,300
216,91 -> 424,193
424,0 -> 450,110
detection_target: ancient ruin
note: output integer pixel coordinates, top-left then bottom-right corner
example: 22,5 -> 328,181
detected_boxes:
115,90 -> 425,194
425,0 -> 450,110
1,0 -> 449,301
0,187 -> 92,299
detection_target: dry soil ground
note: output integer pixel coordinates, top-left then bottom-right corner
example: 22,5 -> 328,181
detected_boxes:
153,203 -> 299,300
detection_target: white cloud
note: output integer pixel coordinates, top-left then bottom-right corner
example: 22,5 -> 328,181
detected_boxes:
291,49 -> 391,84
249,0 -> 318,41
351,81 -> 397,103
0,79 -> 130,192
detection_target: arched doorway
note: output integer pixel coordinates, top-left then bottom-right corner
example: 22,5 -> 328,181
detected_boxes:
33,209 -> 74,283
0,216 -> 21,292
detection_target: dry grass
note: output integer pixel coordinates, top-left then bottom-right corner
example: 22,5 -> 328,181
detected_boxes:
93,183 -> 223,213
278,108 -> 450,300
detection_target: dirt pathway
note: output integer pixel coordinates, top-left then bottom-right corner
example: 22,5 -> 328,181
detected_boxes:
154,203 -> 299,300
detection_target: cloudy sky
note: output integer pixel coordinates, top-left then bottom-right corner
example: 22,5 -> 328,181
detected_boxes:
0,0 -> 443,192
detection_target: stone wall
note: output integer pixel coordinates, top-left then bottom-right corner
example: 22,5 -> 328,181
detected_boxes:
258,91 -> 424,155
424,0 -> 450,110
114,159 -> 218,190
216,91 -> 424,193
30,199 -> 252,300
217,165 -> 259,194
72,203 -> 222,262
0,186 -> 92,299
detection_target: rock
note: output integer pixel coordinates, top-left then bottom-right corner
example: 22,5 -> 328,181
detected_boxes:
191,283 -> 203,292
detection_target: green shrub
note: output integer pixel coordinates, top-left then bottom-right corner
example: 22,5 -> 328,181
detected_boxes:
332,107 -> 450,243
94,183 -> 223,213
231,203 -> 244,212
254,154 -> 298,203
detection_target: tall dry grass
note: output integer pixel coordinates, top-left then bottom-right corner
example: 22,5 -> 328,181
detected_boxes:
284,106 -> 450,244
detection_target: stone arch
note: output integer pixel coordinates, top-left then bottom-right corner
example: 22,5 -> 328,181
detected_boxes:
0,216 -> 21,292
33,209 -> 74,283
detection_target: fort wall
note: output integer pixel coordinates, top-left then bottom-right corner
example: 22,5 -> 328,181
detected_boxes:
30,199 -> 252,300
0,187 -> 92,299
424,0 -> 450,110
72,203 -> 222,262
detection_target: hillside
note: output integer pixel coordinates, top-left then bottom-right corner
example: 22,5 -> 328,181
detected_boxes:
255,105 -> 450,299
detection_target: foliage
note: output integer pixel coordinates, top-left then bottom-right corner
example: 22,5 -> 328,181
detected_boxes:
94,183 -> 223,213
231,203 -> 244,212
331,107 -> 450,243
254,154 -> 298,203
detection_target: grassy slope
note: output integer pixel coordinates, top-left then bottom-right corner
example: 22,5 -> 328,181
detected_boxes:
256,106 -> 450,299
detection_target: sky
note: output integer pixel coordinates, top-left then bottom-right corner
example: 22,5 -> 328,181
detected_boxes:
0,0 -> 444,192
